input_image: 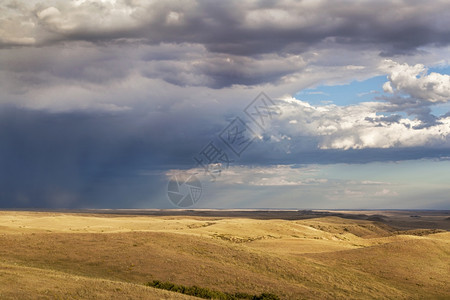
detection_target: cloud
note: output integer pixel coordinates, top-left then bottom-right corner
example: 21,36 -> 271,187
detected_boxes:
3,1 -> 450,109
374,188 -> 398,197
382,60 -> 450,104
265,97 -> 450,150
3,1 -> 450,55
0,106 -> 215,208
164,161 -> 450,209
1,104 -> 449,209
2,0 -> 450,91
1,1 -> 450,209
196,164 -> 325,186
377,60 -> 450,126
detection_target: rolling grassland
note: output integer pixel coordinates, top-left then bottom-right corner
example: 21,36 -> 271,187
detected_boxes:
0,210 -> 448,299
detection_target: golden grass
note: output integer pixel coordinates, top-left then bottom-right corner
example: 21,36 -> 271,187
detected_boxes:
0,211 -> 448,299
0,261 -> 196,299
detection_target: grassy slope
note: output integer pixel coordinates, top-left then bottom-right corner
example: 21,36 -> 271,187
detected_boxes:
0,261 -> 196,299
0,211 -> 448,299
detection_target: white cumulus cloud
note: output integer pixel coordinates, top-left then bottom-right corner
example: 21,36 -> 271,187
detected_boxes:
381,60 -> 450,104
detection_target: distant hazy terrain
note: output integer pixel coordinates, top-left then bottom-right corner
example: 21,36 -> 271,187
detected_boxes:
0,210 -> 448,299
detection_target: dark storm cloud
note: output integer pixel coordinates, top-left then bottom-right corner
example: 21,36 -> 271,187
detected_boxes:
3,0 -> 447,90
4,0 -> 449,56
1,105 -> 449,208
141,53 -> 305,88
1,1 -> 450,209
0,106 -> 215,208
3,1 -> 450,90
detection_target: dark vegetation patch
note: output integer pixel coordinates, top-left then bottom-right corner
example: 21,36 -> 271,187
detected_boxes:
146,280 -> 280,300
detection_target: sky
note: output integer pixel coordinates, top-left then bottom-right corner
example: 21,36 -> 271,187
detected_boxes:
1,0 -> 450,209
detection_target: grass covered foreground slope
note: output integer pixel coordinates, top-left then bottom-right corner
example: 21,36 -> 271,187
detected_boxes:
0,262 -> 197,299
0,211 -> 448,299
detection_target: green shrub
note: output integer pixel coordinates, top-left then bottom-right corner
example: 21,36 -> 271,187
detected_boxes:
145,280 -> 279,300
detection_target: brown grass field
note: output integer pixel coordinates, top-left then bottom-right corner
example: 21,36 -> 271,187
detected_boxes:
0,210 -> 448,299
